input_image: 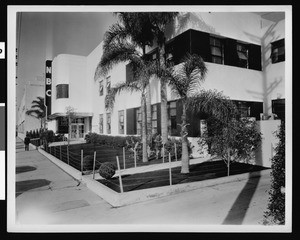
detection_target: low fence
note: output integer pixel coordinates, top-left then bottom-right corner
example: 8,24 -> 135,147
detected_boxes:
42,142 -> 181,174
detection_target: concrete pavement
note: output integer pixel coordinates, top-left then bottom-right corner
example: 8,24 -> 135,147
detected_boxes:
15,137 -> 271,226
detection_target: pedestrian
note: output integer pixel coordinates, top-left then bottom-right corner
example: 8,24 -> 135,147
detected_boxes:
24,134 -> 30,151
154,134 -> 162,159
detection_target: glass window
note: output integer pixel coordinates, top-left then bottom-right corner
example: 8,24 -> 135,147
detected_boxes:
151,105 -> 158,134
106,113 -> 111,134
237,43 -> 249,68
210,37 -> 224,64
119,110 -> 124,134
56,84 -> 69,99
106,76 -> 111,93
271,39 -> 285,63
136,107 -> 142,135
99,114 -> 103,134
99,80 -> 104,96
168,101 -> 177,134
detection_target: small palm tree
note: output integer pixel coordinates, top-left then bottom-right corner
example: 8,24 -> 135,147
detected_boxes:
95,13 -> 157,162
25,96 -> 46,130
148,12 -> 179,144
169,53 -> 235,173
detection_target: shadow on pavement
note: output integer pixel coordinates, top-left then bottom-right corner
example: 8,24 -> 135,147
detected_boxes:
16,166 -> 37,174
16,179 -> 51,197
222,172 -> 261,225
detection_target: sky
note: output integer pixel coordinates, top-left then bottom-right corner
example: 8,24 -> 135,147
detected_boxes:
16,12 -> 117,109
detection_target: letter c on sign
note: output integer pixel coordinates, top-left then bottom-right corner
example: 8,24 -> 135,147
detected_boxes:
46,89 -> 51,97
0,49 -> 2,54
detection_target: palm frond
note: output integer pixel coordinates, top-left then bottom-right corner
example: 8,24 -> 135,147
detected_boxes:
105,81 -> 142,111
95,42 -> 142,80
25,109 -> 44,119
168,53 -> 207,99
102,23 -> 131,52
187,89 -> 237,122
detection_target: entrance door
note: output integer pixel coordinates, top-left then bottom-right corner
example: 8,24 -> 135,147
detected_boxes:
70,124 -> 85,139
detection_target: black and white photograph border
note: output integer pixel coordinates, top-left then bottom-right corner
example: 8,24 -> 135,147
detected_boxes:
7,5 -> 292,232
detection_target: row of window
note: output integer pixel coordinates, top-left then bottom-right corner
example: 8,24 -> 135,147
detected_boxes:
98,99 -> 264,137
143,29 -> 285,76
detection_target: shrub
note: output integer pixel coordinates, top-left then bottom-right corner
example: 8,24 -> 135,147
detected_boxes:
99,162 -> 116,179
40,129 -> 55,143
264,122 -> 285,225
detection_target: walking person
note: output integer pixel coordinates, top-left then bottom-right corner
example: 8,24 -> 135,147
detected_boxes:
24,134 -> 30,151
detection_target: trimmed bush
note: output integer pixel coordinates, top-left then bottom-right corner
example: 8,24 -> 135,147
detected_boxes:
99,162 -> 116,179
264,122 -> 285,225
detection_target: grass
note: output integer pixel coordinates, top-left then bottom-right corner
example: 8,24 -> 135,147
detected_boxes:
98,160 -> 269,193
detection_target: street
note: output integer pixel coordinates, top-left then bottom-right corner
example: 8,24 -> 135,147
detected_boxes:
15,137 -> 271,226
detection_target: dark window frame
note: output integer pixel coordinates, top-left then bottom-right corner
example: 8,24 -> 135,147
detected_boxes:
136,107 -> 142,135
271,39 -> 285,63
106,113 -> 111,134
99,114 -> 103,134
118,110 -> 125,134
168,101 -> 177,135
151,104 -> 158,134
210,36 -> 224,64
236,42 -> 249,69
56,84 -> 69,99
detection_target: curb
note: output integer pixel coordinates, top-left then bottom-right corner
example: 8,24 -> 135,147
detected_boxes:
38,146 -> 271,207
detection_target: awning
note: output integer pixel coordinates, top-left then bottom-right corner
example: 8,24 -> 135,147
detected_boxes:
47,112 -> 93,120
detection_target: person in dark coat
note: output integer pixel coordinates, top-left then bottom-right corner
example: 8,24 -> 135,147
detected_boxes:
24,135 -> 30,151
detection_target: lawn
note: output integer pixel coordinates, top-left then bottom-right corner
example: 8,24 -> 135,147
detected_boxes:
98,160 -> 269,193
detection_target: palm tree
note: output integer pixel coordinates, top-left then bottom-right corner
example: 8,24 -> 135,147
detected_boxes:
105,62 -> 154,163
169,53 -> 235,173
25,96 -> 46,130
148,12 -> 179,144
95,13 -> 157,162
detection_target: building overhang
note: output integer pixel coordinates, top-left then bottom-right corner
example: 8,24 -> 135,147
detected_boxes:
47,112 -> 93,120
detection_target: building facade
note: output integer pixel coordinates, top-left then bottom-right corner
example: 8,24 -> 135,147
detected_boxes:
46,12 -> 285,142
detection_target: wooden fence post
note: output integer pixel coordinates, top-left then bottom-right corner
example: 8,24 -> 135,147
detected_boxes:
162,144 -> 165,163
116,156 -> 124,193
123,147 -> 126,170
81,149 -> 83,175
60,145 -> 62,160
93,151 -> 96,179
134,149 -> 137,168
169,152 -> 172,186
67,145 -> 69,165
174,143 -> 177,161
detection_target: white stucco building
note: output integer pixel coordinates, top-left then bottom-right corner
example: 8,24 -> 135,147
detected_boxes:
45,12 -> 285,146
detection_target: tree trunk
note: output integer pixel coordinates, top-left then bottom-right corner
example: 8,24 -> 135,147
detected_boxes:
181,103 -> 190,174
227,148 -> 230,176
158,41 -> 168,144
141,94 -> 148,162
68,116 -> 70,146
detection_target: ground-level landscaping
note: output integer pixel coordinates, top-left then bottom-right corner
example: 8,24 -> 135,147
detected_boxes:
98,160 -> 268,193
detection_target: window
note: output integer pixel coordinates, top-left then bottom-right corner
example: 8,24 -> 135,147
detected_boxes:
210,37 -> 224,64
71,118 -> 85,124
237,43 -> 249,68
119,110 -> 124,134
99,114 -> 103,134
106,113 -> 111,134
168,101 -> 177,134
99,80 -> 104,96
56,84 -> 69,99
236,101 -> 250,118
271,39 -> 285,63
136,107 -> 142,135
151,105 -> 158,134
57,117 -> 68,134
106,76 -> 111,93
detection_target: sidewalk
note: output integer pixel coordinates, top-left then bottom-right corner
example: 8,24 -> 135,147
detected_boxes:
15,137 -> 271,227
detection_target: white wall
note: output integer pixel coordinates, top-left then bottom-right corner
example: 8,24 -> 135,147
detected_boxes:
51,54 -> 91,114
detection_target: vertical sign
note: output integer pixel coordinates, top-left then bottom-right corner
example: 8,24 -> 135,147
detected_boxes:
45,60 -> 52,117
